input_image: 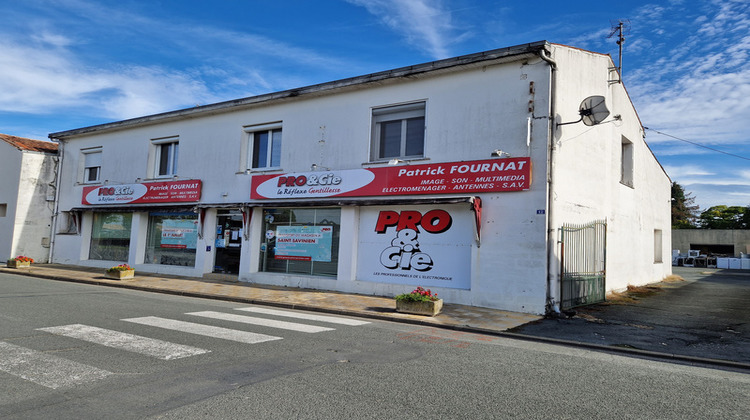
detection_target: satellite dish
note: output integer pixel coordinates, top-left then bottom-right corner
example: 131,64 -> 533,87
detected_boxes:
557,95 -> 610,126
579,95 -> 610,126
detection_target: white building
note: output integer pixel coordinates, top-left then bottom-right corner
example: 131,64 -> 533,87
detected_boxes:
48,41 -> 671,314
0,134 -> 58,263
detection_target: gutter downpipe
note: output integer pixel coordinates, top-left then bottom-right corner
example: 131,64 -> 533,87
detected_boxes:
538,47 -> 561,315
47,137 -> 64,264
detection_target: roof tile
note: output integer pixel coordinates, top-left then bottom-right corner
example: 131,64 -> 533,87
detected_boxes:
0,133 -> 58,154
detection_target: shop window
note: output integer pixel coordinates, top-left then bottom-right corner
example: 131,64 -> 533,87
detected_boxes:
246,124 -> 282,170
145,212 -> 197,266
81,148 -> 102,183
152,137 -> 179,177
621,137 -> 633,187
371,102 -> 425,161
89,212 -> 132,261
260,208 -> 340,277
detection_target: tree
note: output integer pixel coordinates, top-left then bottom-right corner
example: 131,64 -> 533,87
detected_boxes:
671,182 -> 699,229
698,205 -> 749,229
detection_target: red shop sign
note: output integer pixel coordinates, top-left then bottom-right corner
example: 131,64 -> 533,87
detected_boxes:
251,158 -> 531,199
82,180 -> 202,205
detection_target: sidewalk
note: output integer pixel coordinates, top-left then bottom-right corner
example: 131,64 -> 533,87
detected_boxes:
0,264 -> 540,333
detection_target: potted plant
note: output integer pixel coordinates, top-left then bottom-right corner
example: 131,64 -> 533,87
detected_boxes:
105,264 -> 135,279
395,286 -> 443,316
6,256 -> 34,268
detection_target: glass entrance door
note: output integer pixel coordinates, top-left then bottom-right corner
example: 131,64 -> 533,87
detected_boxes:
213,211 -> 243,274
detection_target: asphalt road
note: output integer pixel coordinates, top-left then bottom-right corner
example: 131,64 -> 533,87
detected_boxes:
510,267 -> 750,364
1,272 -> 749,419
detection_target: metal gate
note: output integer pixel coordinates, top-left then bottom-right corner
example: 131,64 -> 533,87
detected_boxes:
559,220 -> 607,310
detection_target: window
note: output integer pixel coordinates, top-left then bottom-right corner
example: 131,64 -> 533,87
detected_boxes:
89,212 -> 132,261
654,229 -> 663,263
145,212 -> 197,266
260,208 -> 340,277
82,148 -> 102,183
621,137 -> 633,187
371,102 -> 425,161
0,203 -> 6,217
246,124 -> 282,170
153,137 -> 179,177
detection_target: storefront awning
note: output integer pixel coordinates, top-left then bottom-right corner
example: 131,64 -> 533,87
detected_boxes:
193,203 -> 248,209
236,195 -> 478,207
69,205 -> 196,213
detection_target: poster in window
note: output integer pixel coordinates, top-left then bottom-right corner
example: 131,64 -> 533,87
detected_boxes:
161,219 -> 198,249
274,226 -> 333,262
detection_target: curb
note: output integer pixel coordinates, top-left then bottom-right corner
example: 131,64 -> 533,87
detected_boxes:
4,267 -> 749,372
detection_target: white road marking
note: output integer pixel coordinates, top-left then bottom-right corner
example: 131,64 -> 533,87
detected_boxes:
121,316 -> 282,344
186,311 -> 335,333
37,324 -> 209,360
235,307 -> 371,326
0,341 -> 112,389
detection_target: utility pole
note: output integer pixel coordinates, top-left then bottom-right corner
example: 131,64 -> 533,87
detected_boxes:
608,19 -> 630,83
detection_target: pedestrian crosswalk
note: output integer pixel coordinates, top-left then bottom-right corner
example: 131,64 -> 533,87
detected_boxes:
122,316 -> 283,344
186,311 -> 336,333
37,324 -> 210,360
235,307 -> 371,326
1,307 -> 370,389
0,341 -> 113,390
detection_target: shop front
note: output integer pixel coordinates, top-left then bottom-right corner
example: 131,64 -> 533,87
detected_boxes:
248,157 -> 532,294
75,180 -> 203,272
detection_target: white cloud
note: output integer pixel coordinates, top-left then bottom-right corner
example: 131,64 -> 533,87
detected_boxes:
345,0 -> 459,59
0,38 -> 218,119
662,164 -> 715,178
0,0 -> 349,121
31,32 -> 74,48
628,0 -> 750,149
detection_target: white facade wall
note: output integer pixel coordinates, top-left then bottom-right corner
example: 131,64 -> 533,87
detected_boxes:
548,46 -> 672,293
53,53 -> 553,313
0,142 -> 56,262
50,43 -> 671,314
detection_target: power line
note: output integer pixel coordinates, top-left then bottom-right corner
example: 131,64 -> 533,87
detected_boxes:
644,127 -> 750,162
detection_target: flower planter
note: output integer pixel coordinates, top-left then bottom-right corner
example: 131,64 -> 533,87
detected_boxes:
105,269 -> 135,280
396,299 -> 443,316
6,260 -> 31,269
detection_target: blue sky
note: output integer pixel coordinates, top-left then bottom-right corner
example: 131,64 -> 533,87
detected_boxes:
1,0 -> 748,211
